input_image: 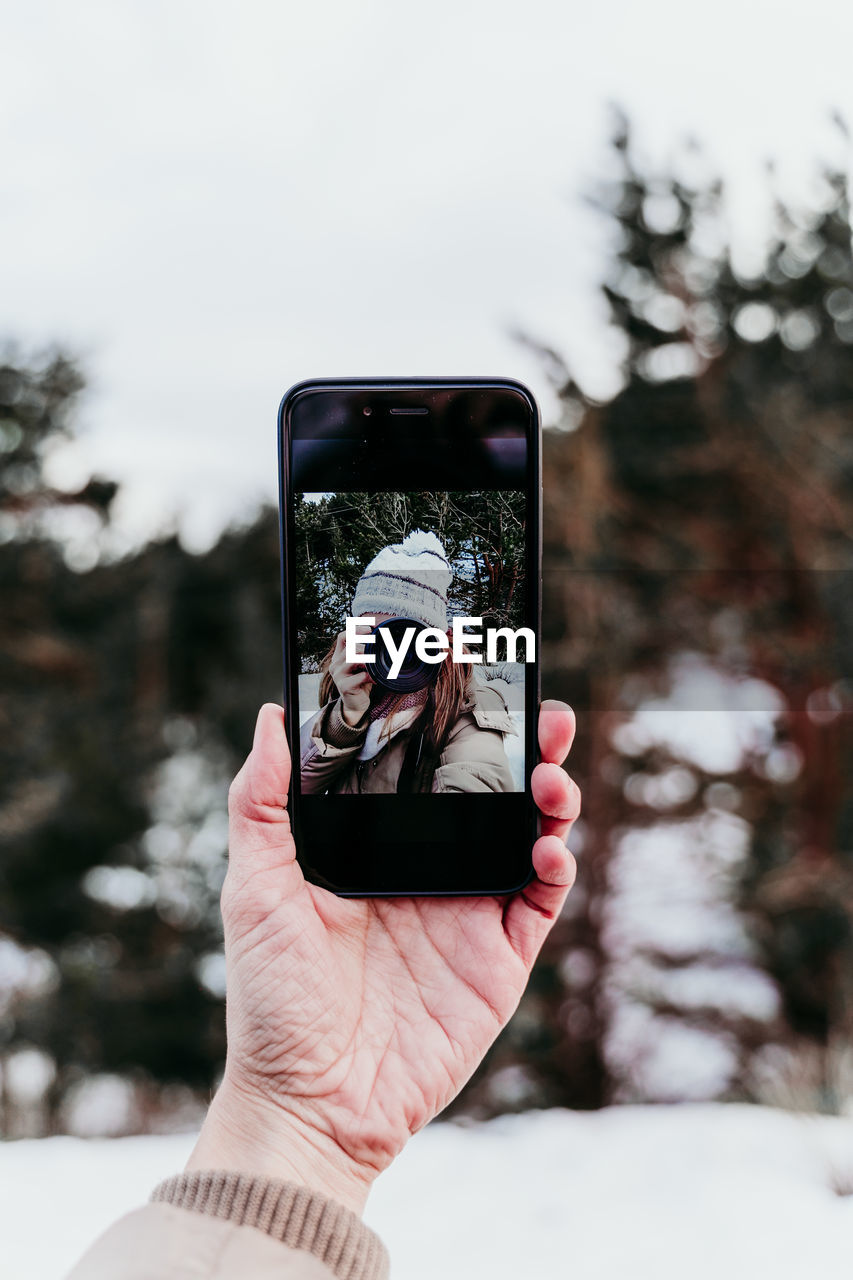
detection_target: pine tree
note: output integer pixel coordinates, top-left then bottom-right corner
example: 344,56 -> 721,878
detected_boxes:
526,111 -> 853,1111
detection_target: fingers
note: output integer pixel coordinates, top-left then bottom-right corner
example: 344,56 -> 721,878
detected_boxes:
538,699 -> 576,766
502,836 -> 577,970
227,703 -> 298,876
332,632 -> 372,691
335,628 -> 369,664
531,761 -> 581,842
504,707 -> 580,967
341,668 -> 371,695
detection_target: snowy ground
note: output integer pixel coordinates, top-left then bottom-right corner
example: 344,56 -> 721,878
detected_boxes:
5,1104 -> 853,1279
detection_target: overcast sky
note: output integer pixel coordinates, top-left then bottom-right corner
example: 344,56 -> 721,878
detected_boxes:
4,0 -> 853,551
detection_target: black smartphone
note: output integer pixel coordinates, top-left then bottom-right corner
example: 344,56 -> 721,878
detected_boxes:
278,377 -> 541,896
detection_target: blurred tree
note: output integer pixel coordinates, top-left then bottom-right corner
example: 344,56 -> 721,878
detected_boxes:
4,111 -> 853,1132
461,109 -> 853,1117
0,352 -> 273,1135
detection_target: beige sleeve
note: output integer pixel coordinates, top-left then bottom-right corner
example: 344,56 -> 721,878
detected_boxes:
432,715 -> 515,793
300,700 -> 367,794
65,1172 -> 389,1280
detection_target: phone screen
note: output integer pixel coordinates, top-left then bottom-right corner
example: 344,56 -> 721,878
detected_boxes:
279,380 -> 540,895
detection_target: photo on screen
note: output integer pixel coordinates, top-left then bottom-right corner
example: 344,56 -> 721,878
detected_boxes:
294,490 -> 528,794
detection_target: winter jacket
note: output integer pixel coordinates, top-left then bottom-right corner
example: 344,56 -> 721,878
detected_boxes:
300,678 -> 517,794
66,1170 -> 388,1280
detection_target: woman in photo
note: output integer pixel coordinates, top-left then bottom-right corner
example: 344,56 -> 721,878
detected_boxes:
300,530 -> 517,794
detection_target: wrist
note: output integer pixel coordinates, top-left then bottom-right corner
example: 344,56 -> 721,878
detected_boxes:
185,1074 -> 375,1216
341,699 -> 368,728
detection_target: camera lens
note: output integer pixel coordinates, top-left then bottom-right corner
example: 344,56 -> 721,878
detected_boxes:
369,617 -> 441,693
363,406 -> 372,416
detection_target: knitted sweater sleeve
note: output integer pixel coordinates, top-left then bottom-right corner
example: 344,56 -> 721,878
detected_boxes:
64,1171 -> 389,1280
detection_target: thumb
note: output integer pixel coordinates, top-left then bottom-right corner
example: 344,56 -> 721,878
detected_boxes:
227,703 -> 297,875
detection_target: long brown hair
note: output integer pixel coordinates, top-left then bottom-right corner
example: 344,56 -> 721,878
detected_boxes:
318,638 -> 472,758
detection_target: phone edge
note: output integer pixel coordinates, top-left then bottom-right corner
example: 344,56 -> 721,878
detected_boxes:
277,376 -> 542,898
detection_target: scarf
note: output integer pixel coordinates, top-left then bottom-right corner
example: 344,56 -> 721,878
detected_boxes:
358,686 -> 430,762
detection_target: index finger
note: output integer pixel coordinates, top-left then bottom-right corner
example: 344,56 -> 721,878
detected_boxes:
538,699 -> 576,766
337,628 -> 372,661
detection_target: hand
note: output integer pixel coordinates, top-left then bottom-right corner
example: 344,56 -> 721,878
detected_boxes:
186,700 -> 580,1214
329,630 -> 372,726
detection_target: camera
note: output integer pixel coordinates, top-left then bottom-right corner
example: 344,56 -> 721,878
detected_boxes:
368,616 -> 442,693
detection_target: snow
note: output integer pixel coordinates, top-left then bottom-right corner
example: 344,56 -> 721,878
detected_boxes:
605,813 -> 755,962
5,1104 -> 853,1279
600,652 -> 791,1104
600,812 -> 775,1102
299,672 -> 322,725
603,1010 -> 740,1101
0,939 -> 58,1014
612,653 -> 786,774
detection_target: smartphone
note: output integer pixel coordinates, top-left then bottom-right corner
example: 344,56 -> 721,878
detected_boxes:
278,378 -> 541,896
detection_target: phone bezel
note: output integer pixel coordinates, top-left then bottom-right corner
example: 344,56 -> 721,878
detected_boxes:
278,377 -> 542,897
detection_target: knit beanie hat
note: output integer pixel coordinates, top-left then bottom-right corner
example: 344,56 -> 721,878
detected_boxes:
351,529 -> 451,630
